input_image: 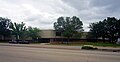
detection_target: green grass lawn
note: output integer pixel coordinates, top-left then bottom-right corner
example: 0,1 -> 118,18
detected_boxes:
56,42 -> 120,47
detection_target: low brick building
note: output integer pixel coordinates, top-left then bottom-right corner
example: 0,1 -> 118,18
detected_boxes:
0,29 -> 88,43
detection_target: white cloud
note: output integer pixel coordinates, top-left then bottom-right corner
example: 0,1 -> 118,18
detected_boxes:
0,0 -> 120,31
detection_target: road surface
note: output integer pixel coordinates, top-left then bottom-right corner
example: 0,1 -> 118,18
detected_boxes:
0,45 -> 120,62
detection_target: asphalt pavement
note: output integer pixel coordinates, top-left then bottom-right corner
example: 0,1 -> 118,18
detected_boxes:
0,44 -> 120,62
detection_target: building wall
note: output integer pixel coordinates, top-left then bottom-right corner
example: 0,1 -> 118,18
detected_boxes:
40,30 -> 88,39
0,30 -> 88,41
40,30 -> 62,38
81,32 -> 88,39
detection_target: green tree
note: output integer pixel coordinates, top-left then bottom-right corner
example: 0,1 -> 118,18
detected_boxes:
10,22 -> 27,40
54,16 -> 83,43
116,19 -> 120,36
27,26 -> 41,40
89,22 -> 100,39
103,17 -> 118,43
0,17 -> 12,40
89,21 -> 107,38
89,17 -> 119,43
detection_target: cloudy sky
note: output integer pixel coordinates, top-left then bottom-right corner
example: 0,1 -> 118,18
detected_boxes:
0,0 -> 120,31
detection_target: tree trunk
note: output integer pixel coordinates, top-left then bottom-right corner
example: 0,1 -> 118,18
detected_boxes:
95,37 -> 98,42
61,38 -> 63,44
111,36 -> 114,43
67,37 -> 70,45
102,36 -> 105,43
16,35 -> 19,40
1,35 -> 4,40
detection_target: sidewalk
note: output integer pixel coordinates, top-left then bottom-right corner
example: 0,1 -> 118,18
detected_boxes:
0,43 -> 120,52
0,43 -> 81,50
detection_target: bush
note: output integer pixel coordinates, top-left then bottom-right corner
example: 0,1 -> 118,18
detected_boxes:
81,45 -> 98,50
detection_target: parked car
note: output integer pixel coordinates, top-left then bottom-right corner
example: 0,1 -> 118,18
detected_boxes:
9,40 -> 17,44
17,40 -> 30,44
9,40 -> 30,44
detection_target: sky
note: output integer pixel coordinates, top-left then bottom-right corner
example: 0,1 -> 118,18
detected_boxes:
0,0 -> 120,31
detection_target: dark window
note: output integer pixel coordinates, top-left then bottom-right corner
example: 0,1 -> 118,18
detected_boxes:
56,32 -> 61,36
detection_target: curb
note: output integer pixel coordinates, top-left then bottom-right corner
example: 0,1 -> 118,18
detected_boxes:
98,49 -> 120,52
0,44 -> 81,50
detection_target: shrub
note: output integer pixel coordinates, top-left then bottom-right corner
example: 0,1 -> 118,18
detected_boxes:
81,45 -> 98,50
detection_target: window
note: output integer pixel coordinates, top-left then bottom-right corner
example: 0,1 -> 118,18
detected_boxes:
56,32 -> 61,36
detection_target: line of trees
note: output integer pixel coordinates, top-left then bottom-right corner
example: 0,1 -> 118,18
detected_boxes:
0,17 -> 41,41
54,16 -> 120,43
88,17 -> 120,43
1,16 -> 120,43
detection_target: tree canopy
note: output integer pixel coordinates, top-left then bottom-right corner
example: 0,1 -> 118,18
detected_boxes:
1,16 -> 120,44
10,22 -> 27,40
0,17 -> 12,40
27,26 -> 41,40
89,17 -> 120,43
54,16 -> 83,38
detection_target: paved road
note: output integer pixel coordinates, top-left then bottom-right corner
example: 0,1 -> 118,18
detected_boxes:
0,46 -> 120,62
